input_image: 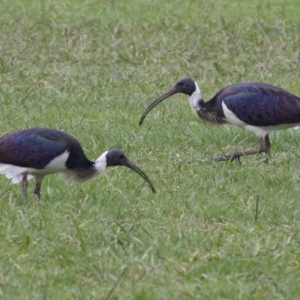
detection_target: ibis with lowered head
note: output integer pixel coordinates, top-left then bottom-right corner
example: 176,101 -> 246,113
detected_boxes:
139,77 -> 300,162
0,128 -> 156,199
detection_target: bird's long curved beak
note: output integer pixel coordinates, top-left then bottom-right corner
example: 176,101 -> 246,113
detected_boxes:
124,159 -> 156,193
139,86 -> 178,125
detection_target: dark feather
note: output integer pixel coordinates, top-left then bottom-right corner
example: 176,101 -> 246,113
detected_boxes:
0,128 -> 94,173
197,99 -> 227,124
210,82 -> 300,126
65,167 -> 99,182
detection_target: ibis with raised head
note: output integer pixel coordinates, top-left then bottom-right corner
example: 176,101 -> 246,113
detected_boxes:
139,77 -> 300,162
0,128 -> 156,199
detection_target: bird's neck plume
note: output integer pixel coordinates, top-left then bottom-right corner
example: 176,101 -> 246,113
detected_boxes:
189,83 -> 226,125
66,151 -> 107,182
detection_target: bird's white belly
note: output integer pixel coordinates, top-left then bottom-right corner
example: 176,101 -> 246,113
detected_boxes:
222,102 -> 300,138
0,151 -> 69,184
244,123 -> 300,137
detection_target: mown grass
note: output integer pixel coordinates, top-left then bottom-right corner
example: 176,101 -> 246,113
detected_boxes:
1,0 -> 300,299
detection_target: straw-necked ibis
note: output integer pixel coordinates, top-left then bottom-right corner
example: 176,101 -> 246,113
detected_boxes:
0,128 -> 156,199
139,77 -> 300,162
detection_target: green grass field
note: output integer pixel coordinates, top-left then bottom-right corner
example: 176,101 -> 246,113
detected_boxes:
1,0 -> 300,298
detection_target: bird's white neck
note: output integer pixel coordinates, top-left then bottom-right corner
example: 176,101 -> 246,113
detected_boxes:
189,82 -> 202,115
94,151 -> 108,174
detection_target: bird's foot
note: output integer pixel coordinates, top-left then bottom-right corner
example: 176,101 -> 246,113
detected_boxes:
214,141 -> 270,164
214,149 -> 270,164
214,151 -> 245,164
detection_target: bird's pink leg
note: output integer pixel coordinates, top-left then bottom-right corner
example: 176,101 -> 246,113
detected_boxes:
34,181 -> 42,200
22,173 -> 28,199
214,135 -> 271,163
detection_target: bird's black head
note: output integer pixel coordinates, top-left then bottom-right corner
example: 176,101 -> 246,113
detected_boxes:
139,76 -> 197,125
174,77 -> 197,96
105,148 -> 156,193
106,149 -> 128,167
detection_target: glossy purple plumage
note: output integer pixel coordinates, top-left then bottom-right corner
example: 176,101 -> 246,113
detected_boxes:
212,82 -> 300,126
0,128 -> 93,170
